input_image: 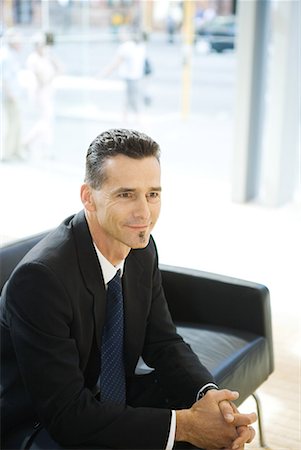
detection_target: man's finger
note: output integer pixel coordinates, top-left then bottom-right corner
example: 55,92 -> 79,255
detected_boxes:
246,426 -> 256,443
232,425 -> 256,449
206,388 -> 240,403
219,399 -> 235,422
233,412 -> 257,427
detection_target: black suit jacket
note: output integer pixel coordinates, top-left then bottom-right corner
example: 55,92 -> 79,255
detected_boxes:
1,211 -> 214,449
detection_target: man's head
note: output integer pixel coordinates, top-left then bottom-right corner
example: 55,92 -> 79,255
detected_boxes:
81,129 -> 162,264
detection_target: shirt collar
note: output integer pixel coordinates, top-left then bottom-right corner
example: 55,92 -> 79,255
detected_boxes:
93,243 -> 125,285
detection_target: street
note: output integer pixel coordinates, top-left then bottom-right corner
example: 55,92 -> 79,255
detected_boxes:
51,33 -> 236,116
20,33 -> 236,180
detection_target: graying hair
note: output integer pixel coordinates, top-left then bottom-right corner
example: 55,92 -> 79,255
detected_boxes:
85,129 -> 161,189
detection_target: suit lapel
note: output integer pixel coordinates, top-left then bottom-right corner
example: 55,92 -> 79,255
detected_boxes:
72,210 -> 106,349
123,252 -> 151,374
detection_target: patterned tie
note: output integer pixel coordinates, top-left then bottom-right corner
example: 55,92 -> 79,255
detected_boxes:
100,269 -> 126,404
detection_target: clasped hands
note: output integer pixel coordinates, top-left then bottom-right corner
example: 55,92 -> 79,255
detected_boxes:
176,389 -> 257,449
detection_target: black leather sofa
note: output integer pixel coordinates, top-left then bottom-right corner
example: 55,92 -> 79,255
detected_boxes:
0,232 -> 274,448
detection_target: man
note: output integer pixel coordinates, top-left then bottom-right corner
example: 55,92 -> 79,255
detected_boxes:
0,28 -> 23,161
101,30 -> 146,122
22,32 -> 61,159
0,129 -> 256,449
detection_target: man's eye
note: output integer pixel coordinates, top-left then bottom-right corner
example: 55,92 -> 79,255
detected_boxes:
118,192 -> 133,198
147,192 -> 161,202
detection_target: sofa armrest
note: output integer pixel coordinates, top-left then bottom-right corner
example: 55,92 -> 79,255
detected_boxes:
160,264 -> 274,372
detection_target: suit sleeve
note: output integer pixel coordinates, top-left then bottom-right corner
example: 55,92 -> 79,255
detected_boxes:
5,261 -> 172,449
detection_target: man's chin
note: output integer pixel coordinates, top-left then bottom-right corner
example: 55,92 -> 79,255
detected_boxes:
131,233 -> 150,249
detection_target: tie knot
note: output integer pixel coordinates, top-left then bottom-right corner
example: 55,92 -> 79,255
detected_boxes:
108,269 -> 121,287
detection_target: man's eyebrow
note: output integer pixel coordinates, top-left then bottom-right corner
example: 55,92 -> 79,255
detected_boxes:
114,187 -> 135,192
112,187 -> 162,194
149,186 -> 162,192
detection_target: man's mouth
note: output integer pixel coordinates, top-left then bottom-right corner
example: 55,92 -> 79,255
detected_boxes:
126,224 -> 151,230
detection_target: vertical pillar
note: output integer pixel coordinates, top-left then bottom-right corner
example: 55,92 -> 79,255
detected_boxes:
231,0 -> 270,202
3,0 -> 14,26
141,0 -> 153,33
181,0 -> 195,120
260,0 -> 300,206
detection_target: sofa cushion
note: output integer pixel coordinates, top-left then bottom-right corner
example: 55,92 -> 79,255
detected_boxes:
177,324 -> 270,404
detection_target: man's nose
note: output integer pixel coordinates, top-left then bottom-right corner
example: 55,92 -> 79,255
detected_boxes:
133,197 -> 151,220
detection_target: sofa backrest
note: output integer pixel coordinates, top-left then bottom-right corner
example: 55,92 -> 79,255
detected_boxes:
0,232 -> 49,292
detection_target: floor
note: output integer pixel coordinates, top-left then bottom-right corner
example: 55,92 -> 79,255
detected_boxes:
0,159 -> 300,450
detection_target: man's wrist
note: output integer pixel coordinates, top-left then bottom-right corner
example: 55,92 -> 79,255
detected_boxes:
175,409 -> 191,443
197,383 -> 219,401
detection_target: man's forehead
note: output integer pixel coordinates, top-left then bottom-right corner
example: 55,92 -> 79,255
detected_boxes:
100,157 -> 161,192
104,155 -> 160,176
104,153 -> 159,166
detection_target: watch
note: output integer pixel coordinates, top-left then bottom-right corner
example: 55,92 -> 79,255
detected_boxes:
197,383 -> 219,400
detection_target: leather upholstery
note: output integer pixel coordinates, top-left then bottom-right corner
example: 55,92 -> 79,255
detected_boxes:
177,325 -> 269,405
160,265 -> 274,405
0,232 -> 50,293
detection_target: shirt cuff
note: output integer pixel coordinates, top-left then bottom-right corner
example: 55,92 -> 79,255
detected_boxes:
165,410 -> 176,450
165,385 -> 218,450
196,382 -> 219,401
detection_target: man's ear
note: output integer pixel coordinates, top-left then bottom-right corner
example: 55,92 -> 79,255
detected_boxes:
80,184 -> 96,211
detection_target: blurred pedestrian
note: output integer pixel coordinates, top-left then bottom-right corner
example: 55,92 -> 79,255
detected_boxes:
166,4 -> 182,44
141,32 -> 153,108
23,32 -> 61,159
101,29 -> 147,123
0,29 -> 24,162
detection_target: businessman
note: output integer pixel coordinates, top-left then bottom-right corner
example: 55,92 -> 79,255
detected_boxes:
1,129 -> 256,449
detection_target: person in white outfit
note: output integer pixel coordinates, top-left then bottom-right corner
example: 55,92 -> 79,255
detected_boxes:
102,30 -> 146,122
23,33 -> 61,159
0,29 -> 23,161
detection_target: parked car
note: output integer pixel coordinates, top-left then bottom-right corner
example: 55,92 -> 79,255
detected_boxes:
197,15 -> 236,53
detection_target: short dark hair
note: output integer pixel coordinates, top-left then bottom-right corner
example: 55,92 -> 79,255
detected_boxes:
85,129 -> 161,189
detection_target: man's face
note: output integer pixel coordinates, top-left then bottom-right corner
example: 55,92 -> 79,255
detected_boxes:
84,154 -> 161,261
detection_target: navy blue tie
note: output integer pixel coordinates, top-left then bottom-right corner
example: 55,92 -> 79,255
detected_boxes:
100,269 -> 126,404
